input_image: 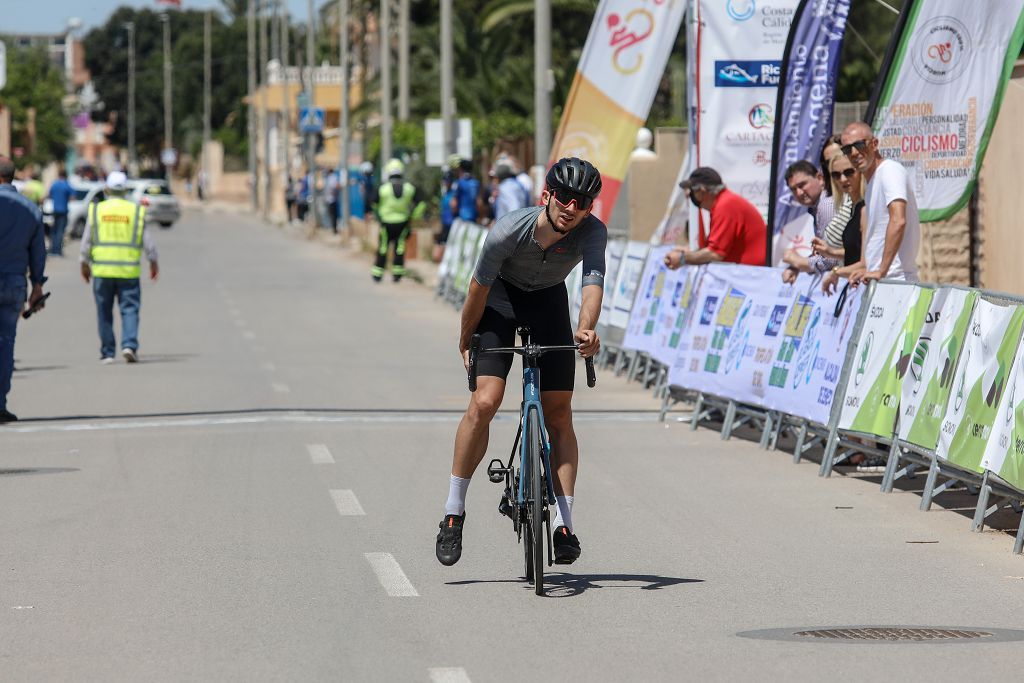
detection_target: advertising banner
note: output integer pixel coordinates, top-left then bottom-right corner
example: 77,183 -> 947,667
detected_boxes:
650,267 -> 699,366
453,224 -> 485,295
668,266 -> 730,391
437,220 -> 467,283
898,287 -> 977,449
566,262 -> 584,328
608,241 -> 650,330
870,0 -> 1024,221
838,283 -> 933,438
697,0 -> 800,219
600,240 -> 626,328
549,0 -> 686,222
936,300 -> 1024,473
622,246 -> 684,355
767,0 -> 851,264
980,351 -> 1024,493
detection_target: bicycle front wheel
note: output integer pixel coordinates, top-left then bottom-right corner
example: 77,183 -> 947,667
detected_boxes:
526,409 -> 545,595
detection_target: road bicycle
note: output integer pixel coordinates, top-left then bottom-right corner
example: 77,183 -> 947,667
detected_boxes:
467,326 -> 596,596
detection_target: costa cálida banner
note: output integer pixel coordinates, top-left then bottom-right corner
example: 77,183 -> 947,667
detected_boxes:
767,0 -> 851,265
868,0 -> 1024,222
936,299 -> 1024,473
549,0 -> 686,223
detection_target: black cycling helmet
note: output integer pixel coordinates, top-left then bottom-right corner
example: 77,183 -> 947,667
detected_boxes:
546,157 -> 602,207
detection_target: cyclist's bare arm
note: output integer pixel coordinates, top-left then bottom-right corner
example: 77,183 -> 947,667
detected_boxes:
574,283 -> 602,358
460,278 -> 491,367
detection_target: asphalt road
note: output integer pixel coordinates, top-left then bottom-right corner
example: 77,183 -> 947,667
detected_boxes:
3,208 -> 1024,681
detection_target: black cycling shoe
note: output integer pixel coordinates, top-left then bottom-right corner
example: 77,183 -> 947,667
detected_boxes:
552,525 -> 581,565
436,513 -> 466,566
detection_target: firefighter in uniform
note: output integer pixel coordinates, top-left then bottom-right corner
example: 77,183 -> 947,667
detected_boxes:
369,159 -> 425,283
79,171 -> 159,363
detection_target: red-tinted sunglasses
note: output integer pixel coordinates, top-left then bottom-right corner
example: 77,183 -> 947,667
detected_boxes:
549,187 -> 594,211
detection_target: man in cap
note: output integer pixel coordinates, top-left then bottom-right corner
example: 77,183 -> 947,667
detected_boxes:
0,156 -> 47,423
369,159 -> 425,282
664,166 -> 767,268
80,171 -> 159,363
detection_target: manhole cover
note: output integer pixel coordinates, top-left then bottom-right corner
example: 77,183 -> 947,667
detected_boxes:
796,628 -> 990,641
738,626 -> 1024,644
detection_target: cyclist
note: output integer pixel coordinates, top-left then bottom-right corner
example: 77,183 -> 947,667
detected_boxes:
436,157 -> 606,567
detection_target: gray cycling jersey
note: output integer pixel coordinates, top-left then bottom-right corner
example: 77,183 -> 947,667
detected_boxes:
472,206 -> 607,291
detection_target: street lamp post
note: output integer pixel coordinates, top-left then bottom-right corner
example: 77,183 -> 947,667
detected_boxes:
306,0 -> 320,227
534,0 -> 552,168
248,0 -> 257,210
339,0 -> 351,233
440,0 -> 454,158
380,0 -> 392,166
161,11 -> 173,182
124,21 -> 136,176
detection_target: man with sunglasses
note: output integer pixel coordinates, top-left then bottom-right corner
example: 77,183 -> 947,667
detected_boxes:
664,167 -> 767,269
838,121 -> 919,284
436,157 -> 606,568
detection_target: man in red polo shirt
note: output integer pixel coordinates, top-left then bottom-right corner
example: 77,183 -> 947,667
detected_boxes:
664,167 -> 767,268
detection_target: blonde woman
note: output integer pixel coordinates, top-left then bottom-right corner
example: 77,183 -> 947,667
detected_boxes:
821,151 -> 866,295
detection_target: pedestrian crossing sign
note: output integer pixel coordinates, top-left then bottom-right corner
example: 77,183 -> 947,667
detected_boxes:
299,107 -> 325,134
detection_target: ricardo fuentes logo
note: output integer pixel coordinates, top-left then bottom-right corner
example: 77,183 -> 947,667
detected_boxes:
911,16 -> 972,85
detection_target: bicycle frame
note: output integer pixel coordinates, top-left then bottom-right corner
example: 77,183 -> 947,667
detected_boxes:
518,364 -> 557,509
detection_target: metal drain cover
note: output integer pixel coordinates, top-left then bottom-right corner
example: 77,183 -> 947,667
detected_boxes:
738,626 -> 1024,644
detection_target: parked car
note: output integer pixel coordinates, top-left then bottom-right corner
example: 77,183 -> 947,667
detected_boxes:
128,179 -> 181,228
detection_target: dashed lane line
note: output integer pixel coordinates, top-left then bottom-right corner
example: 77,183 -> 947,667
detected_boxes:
364,552 -> 418,597
329,489 -> 365,516
271,382 -> 291,394
429,668 -> 472,683
306,443 -> 335,464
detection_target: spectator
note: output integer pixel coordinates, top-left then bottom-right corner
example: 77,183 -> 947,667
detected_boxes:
296,174 -> 309,223
450,159 -> 480,224
810,135 -> 852,268
479,168 -> 497,225
821,151 -> 866,294
324,168 -> 340,233
512,156 -> 534,204
433,167 -> 457,263
22,172 -> 45,206
664,167 -> 767,268
493,159 -> 530,220
780,160 -> 836,283
48,170 -> 74,257
0,156 -> 47,423
841,121 -> 920,284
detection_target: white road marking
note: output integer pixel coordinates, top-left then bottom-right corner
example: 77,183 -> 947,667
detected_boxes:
307,443 -> 334,464
242,331 -> 256,340
5,411 -> 657,434
330,489 -> 365,516
261,362 -> 276,372
364,553 -> 418,597
429,668 -> 471,683
271,382 -> 291,394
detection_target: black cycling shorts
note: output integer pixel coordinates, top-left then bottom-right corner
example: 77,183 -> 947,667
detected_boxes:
475,277 -> 575,392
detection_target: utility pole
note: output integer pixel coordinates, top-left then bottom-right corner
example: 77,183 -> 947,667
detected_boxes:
380,0 -> 392,166
339,0 -> 351,232
534,0 -> 552,167
306,0 -> 320,226
260,2 -> 269,219
161,11 -> 173,182
248,0 -> 257,210
124,21 -> 136,176
398,0 -> 409,121
281,5 -> 291,193
203,12 -> 211,199
440,0 -> 454,158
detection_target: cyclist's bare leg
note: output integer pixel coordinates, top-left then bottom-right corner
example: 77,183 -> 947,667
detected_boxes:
541,390 -> 577,496
451,375 -> 506,478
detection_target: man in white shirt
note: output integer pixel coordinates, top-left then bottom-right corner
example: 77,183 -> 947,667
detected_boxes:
825,121 -> 919,292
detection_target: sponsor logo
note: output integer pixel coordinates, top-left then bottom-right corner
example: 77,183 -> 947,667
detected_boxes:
765,304 -> 787,337
792,307 -> 822,389
748,103 -> 774,129
910,16 -> 971,84
854,331 -> 873,387
714,61 -> 781,87
727,0 -> 756,22
700,297 -> 719,325
752,150 -> 771,167
606,9 -> 655,75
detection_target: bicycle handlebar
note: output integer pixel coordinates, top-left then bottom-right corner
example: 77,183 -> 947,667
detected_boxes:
467,334 -> 596,391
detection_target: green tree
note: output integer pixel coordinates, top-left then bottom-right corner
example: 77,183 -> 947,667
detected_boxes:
0,44 -> 68,168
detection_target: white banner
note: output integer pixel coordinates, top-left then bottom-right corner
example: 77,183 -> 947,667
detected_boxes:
872,0 -> 1024,221
622,246 -> 676,355
980,348 -> 1024,492
936,300 -> 1024,473
608,241 -> 650,330
600,240 -> 626,328
697,0 -> 800,218
897,287 -> 977,449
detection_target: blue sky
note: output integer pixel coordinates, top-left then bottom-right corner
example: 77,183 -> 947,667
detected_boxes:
6,1 -> 313,35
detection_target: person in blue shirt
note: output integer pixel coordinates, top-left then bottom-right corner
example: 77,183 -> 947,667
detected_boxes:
48,170 -> 74,257
450,159 -> 480,223
0,157 -> 47,423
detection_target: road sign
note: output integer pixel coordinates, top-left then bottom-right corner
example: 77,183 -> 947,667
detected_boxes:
425,118 -> 473,167
296,92 -> 310,110
0,41 -> 6,91
299,107 -> 325,134
161,147 -> 178,167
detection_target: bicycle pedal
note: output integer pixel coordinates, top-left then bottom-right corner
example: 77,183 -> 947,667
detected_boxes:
487,458 -> 507,483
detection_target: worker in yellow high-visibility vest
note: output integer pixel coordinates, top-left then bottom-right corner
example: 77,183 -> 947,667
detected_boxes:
79,171 -> 159,364
369,159 -> 426,283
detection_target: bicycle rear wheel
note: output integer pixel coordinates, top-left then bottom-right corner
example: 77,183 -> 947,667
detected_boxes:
526,409 -> 545,595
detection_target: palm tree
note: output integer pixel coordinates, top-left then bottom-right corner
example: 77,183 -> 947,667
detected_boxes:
480,0 -> 598,32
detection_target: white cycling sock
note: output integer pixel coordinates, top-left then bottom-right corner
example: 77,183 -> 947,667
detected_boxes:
552,495 -> 574,533
444,474 -> 471,516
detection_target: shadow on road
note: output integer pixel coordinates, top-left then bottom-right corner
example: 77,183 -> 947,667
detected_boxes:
0,467 -> 80,477
447,573 -> 703,598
